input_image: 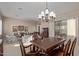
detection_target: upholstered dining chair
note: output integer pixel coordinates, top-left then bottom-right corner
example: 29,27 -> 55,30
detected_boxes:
0,40 -> 3,56
47,39 -> 71,56
19,38 -> 40,56
68,38 -> 77,56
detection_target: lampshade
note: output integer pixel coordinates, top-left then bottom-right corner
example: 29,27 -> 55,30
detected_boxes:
49,11 -> 56,17
53,13 -> 56,18
45,8 -> 49,14
38,14 -> 41,19
41,11 -> 44,16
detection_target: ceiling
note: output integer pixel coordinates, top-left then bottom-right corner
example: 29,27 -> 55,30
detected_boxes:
0,2 -> 79,21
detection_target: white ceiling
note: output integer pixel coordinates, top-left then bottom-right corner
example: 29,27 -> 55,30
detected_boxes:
0,2 -> 79,21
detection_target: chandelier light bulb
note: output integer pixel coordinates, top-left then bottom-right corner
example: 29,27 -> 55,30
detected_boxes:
49,11 -> 56,18
49,11 -> 54,16
45,8 -> 49,14
41,11 -> 44,16
38,14 -> 41,19
53,13 -> 56,18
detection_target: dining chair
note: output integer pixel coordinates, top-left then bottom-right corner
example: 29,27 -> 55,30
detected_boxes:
47,39 -> 71,56
68,38 -> 77,56
54,38 -> 64,51
63,39 -> 71,56
0,41 -> 3,56
19,38 -> 39,56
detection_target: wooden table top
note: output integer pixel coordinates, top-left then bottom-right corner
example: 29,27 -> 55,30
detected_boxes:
31,37 -> 66,52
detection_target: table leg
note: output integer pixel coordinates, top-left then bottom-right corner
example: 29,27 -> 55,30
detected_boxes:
33,45 -> 35,52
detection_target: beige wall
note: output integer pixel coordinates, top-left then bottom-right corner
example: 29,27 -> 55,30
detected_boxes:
3,18 -> 37,35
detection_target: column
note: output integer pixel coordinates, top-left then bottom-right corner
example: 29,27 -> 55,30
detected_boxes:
49,18 -> 55,37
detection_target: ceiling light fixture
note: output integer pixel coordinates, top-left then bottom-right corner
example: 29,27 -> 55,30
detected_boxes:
18,8 -> 22,10
38,1 -> 56,22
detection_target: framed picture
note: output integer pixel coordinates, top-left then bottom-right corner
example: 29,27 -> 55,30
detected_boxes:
12,26 -> 17,32
24,26 -> 28,32
18,25 -> 24,31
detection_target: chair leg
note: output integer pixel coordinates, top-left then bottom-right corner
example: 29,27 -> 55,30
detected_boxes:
72,52 -> 74,56
30,46 -> 31,51
33,45 -> 35,52
36,47 -> 39,51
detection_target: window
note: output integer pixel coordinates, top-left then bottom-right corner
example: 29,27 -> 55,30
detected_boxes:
55,18 -> 76,40
67,19 -> 76,37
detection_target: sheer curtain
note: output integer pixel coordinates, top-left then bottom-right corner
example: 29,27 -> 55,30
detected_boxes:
67,19 -> 76,39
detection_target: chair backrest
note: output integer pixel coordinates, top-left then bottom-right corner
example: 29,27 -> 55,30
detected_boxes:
19,38 -> 26,56
0,40 -> 3,56
68,38 -> 77,56
33,32 -> 42,40
63,39 -> 71,56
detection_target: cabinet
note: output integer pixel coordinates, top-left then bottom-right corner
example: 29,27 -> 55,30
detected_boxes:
55,20 -> 67,39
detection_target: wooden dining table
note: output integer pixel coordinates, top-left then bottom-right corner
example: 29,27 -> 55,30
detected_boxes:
30,37 -> 66,53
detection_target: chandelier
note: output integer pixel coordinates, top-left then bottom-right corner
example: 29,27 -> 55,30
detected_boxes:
38,2 -> 56,22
